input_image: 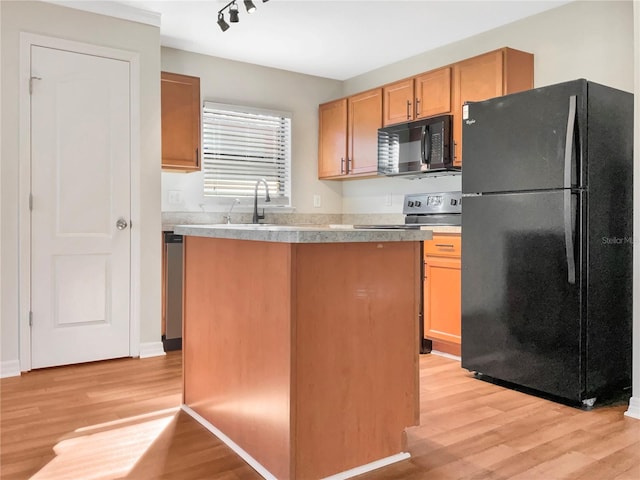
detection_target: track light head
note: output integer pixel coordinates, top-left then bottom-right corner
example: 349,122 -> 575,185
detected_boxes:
244,0 -> 256,13
217,12 -> 230,32
229,2 -> 239,22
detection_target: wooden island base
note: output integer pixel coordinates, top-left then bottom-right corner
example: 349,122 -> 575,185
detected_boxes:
182,236 -> 421,480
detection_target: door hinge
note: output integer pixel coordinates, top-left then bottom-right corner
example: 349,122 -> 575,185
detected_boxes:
29,76 -> 42,95
29,311 -> 33,327
29,193 -> 33,211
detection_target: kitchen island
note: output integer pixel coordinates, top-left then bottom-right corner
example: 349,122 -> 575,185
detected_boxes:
174,224 -> 433,480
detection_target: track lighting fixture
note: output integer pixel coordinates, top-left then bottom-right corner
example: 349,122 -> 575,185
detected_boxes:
244,0 -> 256,13
217,12 -> 230,31
229,3 -> 239,22
217,0 -> 270,32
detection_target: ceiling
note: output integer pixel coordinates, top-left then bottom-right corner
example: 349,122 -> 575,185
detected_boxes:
59,0 -> 574,80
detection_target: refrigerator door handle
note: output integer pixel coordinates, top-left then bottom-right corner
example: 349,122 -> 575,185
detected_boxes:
563,95 -> 577,284
564,190 -> 576,285
563,95 -> 577,189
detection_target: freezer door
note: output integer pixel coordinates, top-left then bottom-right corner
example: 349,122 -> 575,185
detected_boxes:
462,79 -> 586,194
461,191 -> 585,401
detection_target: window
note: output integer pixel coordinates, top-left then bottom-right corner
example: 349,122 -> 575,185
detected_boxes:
202,102 -> 291,205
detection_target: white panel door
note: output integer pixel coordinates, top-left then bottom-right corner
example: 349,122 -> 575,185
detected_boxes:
30,45 -> 131,369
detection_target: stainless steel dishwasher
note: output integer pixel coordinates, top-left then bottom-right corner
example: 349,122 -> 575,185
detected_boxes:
163,232 -> 183,351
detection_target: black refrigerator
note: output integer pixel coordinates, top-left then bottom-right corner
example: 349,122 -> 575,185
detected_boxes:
461,79 -> 633,407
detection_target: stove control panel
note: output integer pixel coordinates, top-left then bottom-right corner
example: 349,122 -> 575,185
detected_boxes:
403,191 -> 462,215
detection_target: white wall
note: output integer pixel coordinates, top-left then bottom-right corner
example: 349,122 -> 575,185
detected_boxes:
161,47 -> 344,215
341,0 -> 635,214
1,0 -> 162,369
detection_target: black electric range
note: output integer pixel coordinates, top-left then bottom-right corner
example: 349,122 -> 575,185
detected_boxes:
353,191 -> 461,229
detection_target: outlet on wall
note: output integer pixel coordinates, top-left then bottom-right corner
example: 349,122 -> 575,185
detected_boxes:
168,190 -> 183,205
385,193 -> 393,206
313,194 -> 321,208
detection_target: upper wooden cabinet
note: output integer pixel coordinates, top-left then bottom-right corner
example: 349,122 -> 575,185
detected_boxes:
452,48 -> 533,166
383,67 -> 452,126
161,71 -> 201,171
415,67 -> 452,119
318,98 -> 348,178
348,89 -> 382,176
383,78 -> 414,126
318,88 -> 382,179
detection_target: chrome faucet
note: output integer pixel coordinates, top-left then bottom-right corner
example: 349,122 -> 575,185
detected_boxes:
252,178 -> 271,223
224,198 -> 240,224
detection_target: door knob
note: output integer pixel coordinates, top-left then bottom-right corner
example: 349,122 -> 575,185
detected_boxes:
116,218 -> 129,230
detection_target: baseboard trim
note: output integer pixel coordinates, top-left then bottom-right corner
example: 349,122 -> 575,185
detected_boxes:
182,404 -> 411,479
431,350 -> 461,362
1,360 -> 21,378
321,452 -> 411,480
624,396 -> 640,419
182,405 -> 278,480
138,341 -> 166,358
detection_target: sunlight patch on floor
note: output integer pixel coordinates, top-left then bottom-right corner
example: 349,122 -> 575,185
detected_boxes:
31,408 -> 179,480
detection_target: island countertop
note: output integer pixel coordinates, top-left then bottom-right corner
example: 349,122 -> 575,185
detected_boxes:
173,223 -> 433,243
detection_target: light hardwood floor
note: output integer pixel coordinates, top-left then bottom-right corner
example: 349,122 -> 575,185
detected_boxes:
1,352 -> 638,479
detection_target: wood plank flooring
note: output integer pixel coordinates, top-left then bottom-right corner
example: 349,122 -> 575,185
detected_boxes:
1,352 -> 638,479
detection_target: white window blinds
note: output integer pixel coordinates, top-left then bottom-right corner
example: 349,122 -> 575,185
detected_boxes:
202,102 -> 291,203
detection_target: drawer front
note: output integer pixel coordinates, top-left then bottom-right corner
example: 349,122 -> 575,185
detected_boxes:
424,234 -> 461,257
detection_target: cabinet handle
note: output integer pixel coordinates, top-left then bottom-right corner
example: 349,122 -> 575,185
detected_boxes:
406,100 -> 412,119
196,147 -> 199,165
416,98 -> 421,117
347,157 -> 353,173
341,157 -> 345,174
435,244 -> 455,248
453,142 -> 457,161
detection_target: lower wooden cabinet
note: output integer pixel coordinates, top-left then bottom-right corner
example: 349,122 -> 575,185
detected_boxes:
424,233 -> 461,356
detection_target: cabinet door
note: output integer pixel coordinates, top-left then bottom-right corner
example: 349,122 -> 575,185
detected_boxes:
452,51 -> 503,167
383,78 -> 414,126
318,98 -> 348,178
348,88 -> 382,176
452,48 -> 533,167
415,67 -> 451,119
424,255 -> 461,344
161,72 -> 201,171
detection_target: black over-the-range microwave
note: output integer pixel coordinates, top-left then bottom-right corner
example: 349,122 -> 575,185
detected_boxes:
377,114 -> 458,176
